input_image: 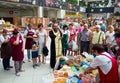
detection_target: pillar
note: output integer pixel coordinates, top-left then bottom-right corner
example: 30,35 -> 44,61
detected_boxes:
37,6 -> 43,17
57,9 -> 66,19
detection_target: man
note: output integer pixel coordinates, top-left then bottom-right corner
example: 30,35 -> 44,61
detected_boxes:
84,44 -> 119,83
49,22 -> 62,68
92,25 -> 105,45
79,24 -> 92,54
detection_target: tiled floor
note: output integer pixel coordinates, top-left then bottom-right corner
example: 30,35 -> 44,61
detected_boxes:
0,37 -> 52,83
0,50 -> 52,83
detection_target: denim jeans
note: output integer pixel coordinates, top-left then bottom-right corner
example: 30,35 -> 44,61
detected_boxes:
27,50 -> 31,60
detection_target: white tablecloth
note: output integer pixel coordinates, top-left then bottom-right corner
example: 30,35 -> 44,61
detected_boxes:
41,73 -> 55,83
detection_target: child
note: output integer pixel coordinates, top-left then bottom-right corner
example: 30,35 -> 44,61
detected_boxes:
31,35 -> 39,69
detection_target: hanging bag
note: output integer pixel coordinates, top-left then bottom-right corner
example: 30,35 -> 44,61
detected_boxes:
72,40 -> 78,51
98,32 -> 102,44
42,46 -> 49,57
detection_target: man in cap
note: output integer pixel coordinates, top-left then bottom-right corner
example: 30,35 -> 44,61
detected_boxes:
92,25 -> 105,45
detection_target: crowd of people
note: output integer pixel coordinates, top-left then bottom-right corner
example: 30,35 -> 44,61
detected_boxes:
0,18 -> 120,82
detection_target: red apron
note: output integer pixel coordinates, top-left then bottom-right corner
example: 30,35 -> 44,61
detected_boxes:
98,54 -> 119,83
25,30 -> 34,49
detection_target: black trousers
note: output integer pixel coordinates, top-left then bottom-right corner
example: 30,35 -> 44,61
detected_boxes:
62,49 -> 67,56
80,41 -> 90,54
2,57 -> 10,69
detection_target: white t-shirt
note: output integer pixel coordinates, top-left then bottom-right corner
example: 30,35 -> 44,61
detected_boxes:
0,19 -> 5,25
24,29 -> 35,35
37,29 -> 47,44
106,31 -> 115,44
61,30 -> 70,37
0,35 -> 5,48
90,52 -> 112,75
0,35 -> 9,48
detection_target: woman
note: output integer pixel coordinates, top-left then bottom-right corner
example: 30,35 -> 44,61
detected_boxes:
77,23 -> 83,34
37,23 -> 47,63
106,25 -> 115,49
68,23 -> 76,56
0,29 -> 13,70
10,29 -> 24,76
84,44 -> 119,83
24,24 -> 35,62
49,22 -> 62,68
61,25 -> 69,56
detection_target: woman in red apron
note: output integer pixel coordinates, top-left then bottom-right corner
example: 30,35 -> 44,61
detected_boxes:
84,44 -> 119,83
24,24 -> 34,62
98,53 -> 119,83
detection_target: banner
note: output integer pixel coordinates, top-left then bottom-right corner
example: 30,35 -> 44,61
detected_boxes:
43,0 -> 62,8
0,0 -> 80,12
86,7 -> 114,13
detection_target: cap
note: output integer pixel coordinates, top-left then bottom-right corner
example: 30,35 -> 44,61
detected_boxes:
13,29 -> 19,35
95,25 -> 101,28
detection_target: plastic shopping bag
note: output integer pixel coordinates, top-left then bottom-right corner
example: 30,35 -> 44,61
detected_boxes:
72,40 -> 78,51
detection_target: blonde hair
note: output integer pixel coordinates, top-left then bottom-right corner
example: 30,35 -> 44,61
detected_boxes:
108,25 -> 114,31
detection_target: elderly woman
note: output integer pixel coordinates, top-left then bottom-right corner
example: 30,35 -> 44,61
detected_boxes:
105,25 -> 115,49
10,29 -> 24,76
0,29 -> 13,70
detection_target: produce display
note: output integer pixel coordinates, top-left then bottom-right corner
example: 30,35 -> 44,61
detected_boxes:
43,52 -> 98,83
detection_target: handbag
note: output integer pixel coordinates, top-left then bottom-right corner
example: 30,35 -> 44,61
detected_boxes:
98,32 -> 108,52
98,32 -> 102,44
42,46 -> 49,56
72,40 -> 78,51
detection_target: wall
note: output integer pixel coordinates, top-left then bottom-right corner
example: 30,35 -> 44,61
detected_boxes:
0,8 -> 35,17
57,9 -> 65,18
44,9 -> 57,18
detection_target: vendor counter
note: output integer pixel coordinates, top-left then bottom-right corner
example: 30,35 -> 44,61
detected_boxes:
41,65 -> 98,83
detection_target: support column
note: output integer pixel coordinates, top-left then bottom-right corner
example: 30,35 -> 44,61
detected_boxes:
57,9 -> 66,19
37,6 -> 43,17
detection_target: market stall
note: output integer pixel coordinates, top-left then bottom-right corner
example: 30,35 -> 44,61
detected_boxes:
41,53 -> 98,83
